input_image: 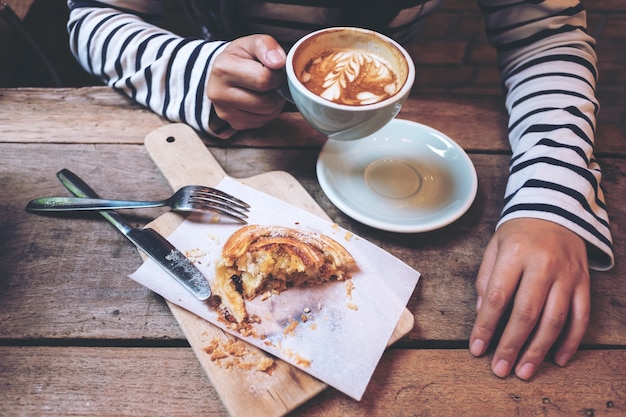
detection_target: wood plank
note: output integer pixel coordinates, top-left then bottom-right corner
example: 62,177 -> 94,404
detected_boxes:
0,346 -> 228,416
0,88 -> 168,144
2,88 -> 623,155
0,346 -> 623,416
293,349 -> 626,417
1,142 -> 624,346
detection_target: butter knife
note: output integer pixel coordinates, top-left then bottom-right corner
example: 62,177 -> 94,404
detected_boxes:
56,168 -> 212,300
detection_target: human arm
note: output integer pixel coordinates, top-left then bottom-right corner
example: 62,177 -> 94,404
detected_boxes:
67,1 -> 283,138
469,0 -> 614,379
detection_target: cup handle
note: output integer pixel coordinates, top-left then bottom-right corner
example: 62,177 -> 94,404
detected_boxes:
276,83 -> 294,104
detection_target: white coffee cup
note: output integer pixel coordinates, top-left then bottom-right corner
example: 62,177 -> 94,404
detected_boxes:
282,27 -> 415,141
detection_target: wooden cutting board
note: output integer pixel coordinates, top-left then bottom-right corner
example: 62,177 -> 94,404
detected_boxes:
143,124 -> 415,417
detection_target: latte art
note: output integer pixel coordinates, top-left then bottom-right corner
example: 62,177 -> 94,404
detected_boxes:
299,50 -> 399,106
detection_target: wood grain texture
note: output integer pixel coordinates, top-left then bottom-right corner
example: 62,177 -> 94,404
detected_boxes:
0,88 -> 167,144
3,87 -> 623,154
1,87 -> 624,417
0,347 -> 623,417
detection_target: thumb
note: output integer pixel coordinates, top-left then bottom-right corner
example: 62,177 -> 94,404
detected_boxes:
250,35 -> 286,69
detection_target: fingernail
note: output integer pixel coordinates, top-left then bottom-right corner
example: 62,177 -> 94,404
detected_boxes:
517,362 -> 535,380
266,49 -> 285,65
556,352 -> 571,367
476,296 -> 482,311
493,359 -> 510,377
470,339 -> 485,356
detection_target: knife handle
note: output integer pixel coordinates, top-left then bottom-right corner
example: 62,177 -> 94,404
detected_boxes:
56,169 -> 133,235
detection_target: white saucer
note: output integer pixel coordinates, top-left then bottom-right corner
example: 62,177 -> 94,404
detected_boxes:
316,119 -> 478,233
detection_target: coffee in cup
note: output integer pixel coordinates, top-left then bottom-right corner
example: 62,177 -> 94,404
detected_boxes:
284,27 -> 415,141
299,48 -> 400,106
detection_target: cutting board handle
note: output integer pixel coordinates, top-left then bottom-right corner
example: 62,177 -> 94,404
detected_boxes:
144,123 -> 227,189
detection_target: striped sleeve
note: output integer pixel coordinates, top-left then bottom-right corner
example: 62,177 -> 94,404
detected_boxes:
478,0 -> 613,270
67,0 -> 234,138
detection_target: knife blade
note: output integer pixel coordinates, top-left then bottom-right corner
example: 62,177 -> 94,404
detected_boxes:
56,168 -> 212,300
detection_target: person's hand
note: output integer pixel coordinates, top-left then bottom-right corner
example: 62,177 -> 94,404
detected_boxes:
207,35 -> 287,130
469,218 -> 590,380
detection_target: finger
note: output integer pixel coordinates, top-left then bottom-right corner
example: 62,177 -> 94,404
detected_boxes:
475,236 -> 499,312
469,254 -> 522,358
211,56 -> 286,93
554,273 -> 590,367
222,35 -> 286,88
513,281 -> 571,380
214,99 -> 284,131
214,87 -> 285,116
226,34 -> 286,69
489,273 -> 552,378
249,35 -> 286,69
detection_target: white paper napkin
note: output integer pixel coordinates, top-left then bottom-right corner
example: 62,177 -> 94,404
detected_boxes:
129,177 -> 420,400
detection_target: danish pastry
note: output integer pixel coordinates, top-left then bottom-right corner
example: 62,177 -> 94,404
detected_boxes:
212,225 -> 357,323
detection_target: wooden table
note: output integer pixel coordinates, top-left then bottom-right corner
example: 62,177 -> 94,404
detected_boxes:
1,87 -> 624,416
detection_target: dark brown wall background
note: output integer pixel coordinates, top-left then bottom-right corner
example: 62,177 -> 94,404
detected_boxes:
2,0 -> 623,136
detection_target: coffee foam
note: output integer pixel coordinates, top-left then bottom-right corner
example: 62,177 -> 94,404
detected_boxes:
299,49 -> 399,106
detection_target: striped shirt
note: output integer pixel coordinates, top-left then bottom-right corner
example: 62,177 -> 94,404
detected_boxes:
67,0 -> 614,270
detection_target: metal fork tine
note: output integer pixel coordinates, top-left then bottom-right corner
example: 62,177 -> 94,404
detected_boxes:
191,186 -> 250,209
190,191 -> 250,212
188,196 -> 249,218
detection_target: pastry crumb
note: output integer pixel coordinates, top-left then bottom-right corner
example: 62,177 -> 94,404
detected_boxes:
203,336 -> 275,374
185,247 -> 207,263
256,356 -> 275,372
284,349 -> 311,368
283,319 -> 299,336
347,302 -> 359,311
345,280 -> 355,298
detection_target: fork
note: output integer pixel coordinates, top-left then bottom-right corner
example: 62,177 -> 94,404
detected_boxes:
26,184 -> 250,223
